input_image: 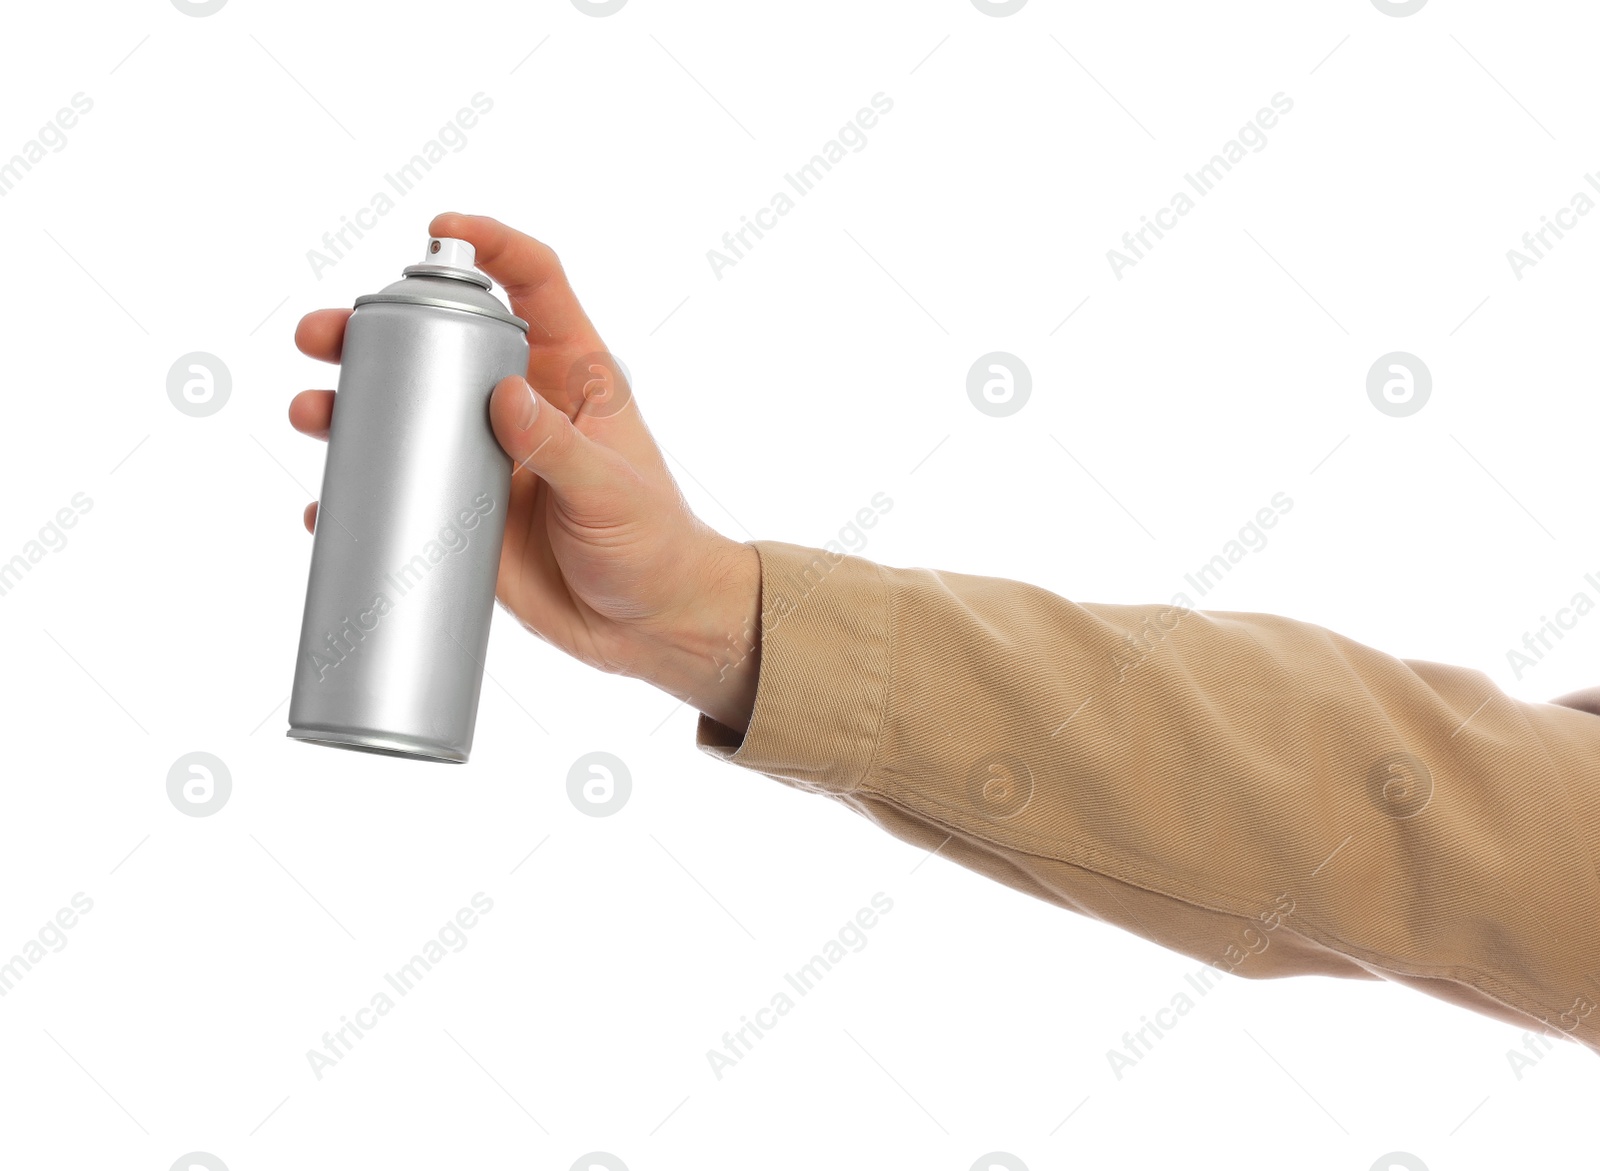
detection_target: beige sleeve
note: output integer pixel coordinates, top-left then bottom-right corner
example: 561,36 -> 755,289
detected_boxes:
696,540 -> 1600,1054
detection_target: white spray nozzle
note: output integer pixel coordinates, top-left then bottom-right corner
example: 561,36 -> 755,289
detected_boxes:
425,237 -> 477,270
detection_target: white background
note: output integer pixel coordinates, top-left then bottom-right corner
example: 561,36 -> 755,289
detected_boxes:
1,0 -> 1598,1168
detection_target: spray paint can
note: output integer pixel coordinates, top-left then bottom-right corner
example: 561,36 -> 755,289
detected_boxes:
287,237 -> 529,763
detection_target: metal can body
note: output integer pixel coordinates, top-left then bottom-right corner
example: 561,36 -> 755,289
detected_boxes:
287,241 -> 528,763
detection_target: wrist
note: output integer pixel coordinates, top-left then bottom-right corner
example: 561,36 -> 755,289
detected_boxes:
631,535 -> 762,735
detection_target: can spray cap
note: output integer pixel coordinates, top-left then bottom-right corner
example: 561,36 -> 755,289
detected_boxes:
362,237 -> 527,331
401,236 -> 492,289
426,237 -> 475,269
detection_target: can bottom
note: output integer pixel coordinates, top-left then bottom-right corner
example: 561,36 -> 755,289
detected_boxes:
286,725 -> 467,764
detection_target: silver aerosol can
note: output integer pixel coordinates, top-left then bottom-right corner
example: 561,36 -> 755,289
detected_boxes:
287,237 -> 529,763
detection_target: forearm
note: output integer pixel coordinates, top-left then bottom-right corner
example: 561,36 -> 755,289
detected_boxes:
697,540 -> 1600,1051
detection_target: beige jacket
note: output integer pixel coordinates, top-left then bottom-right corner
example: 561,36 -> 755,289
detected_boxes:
697,541 -> 1600,1056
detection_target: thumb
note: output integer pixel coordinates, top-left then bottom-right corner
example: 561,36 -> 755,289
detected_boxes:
490,374 -> 615,495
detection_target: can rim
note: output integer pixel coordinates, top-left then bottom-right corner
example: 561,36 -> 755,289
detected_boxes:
287,725 -> 468,763
352,291 -> 529,332
401,261 -> 493,289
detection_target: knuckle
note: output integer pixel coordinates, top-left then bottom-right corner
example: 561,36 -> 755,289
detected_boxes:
540,410 -> 578,460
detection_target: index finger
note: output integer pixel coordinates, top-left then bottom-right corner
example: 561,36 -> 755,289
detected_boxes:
428,213 -> 609,399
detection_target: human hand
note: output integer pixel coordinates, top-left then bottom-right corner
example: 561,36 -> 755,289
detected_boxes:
289,212 -> 761,735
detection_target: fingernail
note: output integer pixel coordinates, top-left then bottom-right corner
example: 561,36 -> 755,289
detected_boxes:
517,379 -> 539,429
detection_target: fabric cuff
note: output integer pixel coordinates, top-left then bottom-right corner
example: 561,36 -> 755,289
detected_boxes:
695,540 -> 889,795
